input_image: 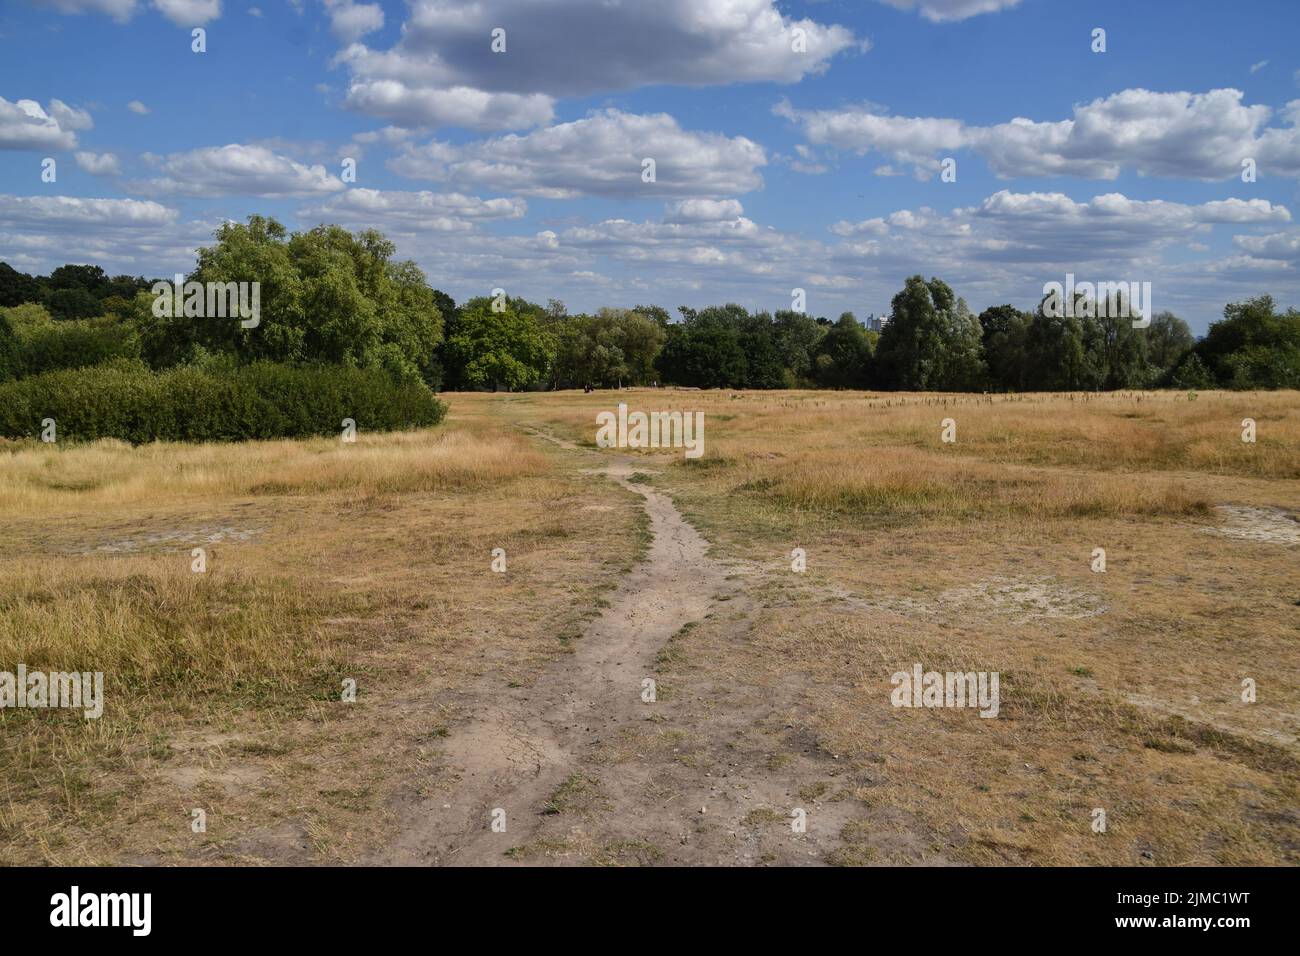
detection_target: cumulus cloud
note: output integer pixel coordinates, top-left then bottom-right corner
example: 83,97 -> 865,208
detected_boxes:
336,0 -> 860,130
322,0 -> 383,43
1232,231 -> 1300,261
30,0 -> 139,21
74,151 -> 121,175
127,100 -> 151,115
875,0 -> 1022,21
0,193 -> 176,228
0,97 -> 92,150
779,88 -> 1300,180
389,109 -> 766,199
32,0 -> 221,25
152,0 -> 221,24
299,187 -> 526,233
342,81 -> 554,131
0,194 -> 213,276
129,144 -> 345,197
664,199 -> 746,223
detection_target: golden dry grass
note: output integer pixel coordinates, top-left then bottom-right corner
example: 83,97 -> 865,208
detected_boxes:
0,399 -> 648,864
2,387 -> 1296,866
477,387 -> 1300,866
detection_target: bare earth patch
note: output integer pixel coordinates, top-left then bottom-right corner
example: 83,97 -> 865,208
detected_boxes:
1202,505 -> 1300,544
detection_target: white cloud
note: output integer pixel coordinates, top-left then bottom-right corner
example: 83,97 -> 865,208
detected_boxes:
0,195 -> 211,276
74,151 -> 121,175
342,81 -> 554,131
130,144 -> 345,197
322,0 -> 382,43
336,0 -> 860,131
664,199 -> 746,223
1250,60 -> 1269,74
30,0 -> 139,21
0,97 -> 92,150
779,88 -> 1300,181
152,0 -> 221,25
875,0 -> 1022,21
299,187 -> 526,233
389,109 -> 766,199
32,0 -> 221,25
1232,231 -> 1300,261
0,193 -> 176,228
127,100 -> 151,115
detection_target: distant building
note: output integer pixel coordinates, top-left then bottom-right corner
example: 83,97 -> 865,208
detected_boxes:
863,312 -> 888,332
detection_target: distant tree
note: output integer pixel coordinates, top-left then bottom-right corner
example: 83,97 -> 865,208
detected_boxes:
48,264 -> 110,297
875,276 -> 984,390
1191,295 -> 1300,389
444,296 -> 554,391
656,308 -> 747,388
1169,352 -> 1215,390
1145,311 -> 1195,376
1081,302 -> 1150,389
1024,297 -> 1088,390
811,312 -> 872,389
551,308 -> 665,388
0,309 -> 16,382
0,262 -> 39,307
772,309 -> 826,385
178,217 -> 443,382
632,304 -> 672,328
978,304 -> 1031,390
45,286 -> 102,321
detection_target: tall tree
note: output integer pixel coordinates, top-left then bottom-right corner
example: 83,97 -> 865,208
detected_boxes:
875,276 -> 984,390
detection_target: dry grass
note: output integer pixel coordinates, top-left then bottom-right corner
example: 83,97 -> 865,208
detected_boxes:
0,422 -> 547,514
479,387 -> 1300,866
3,387 -> 1296,866
0,398 -> 647,864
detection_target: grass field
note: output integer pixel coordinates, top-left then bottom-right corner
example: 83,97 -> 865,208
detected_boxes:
2,388 -> 1297,865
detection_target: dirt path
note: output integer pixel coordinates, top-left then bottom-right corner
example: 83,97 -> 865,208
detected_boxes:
375,427 -> 734,864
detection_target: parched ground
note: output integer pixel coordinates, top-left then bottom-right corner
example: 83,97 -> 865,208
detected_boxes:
1,389 -> 1297,865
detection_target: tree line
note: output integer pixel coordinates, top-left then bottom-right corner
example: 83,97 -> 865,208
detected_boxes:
3,217 -> 1298,396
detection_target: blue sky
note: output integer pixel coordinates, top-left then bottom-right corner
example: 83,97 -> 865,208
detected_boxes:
2,0 -> 1300,331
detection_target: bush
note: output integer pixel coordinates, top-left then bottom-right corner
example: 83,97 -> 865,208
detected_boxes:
0,359 -> 446,444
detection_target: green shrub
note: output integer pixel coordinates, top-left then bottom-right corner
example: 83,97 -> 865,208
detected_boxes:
0,359 -> 446,443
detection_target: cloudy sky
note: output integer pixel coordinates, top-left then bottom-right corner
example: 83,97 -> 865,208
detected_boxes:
2,0 -> 1300,331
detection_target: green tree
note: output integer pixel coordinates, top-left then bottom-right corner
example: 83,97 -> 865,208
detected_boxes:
1145,311 -> 1195,375
1024,296 -> 1088,390
1192,295 -> 1300,388
655,306 -> 748,388
978,304 -> 1031,391
875,276 -> 984,390
812,312 -> 872,389
772,309 -> 826,386
444,296 -> 555,391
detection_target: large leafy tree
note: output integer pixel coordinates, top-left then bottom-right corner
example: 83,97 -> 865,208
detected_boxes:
0,263 -> 40,308
150,216 -> 445,383
1145,311 -> 1195,376
1190,295 -> 1300,388
1023,296 -> 1088,390
978,304 -> 1031,391
443,295 -> 555,391
875,276 -> 984,390
655,306 -> 748,388
812,312 -> 872,389
772,309 -> 826,386
1081,304 -> 1150,389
